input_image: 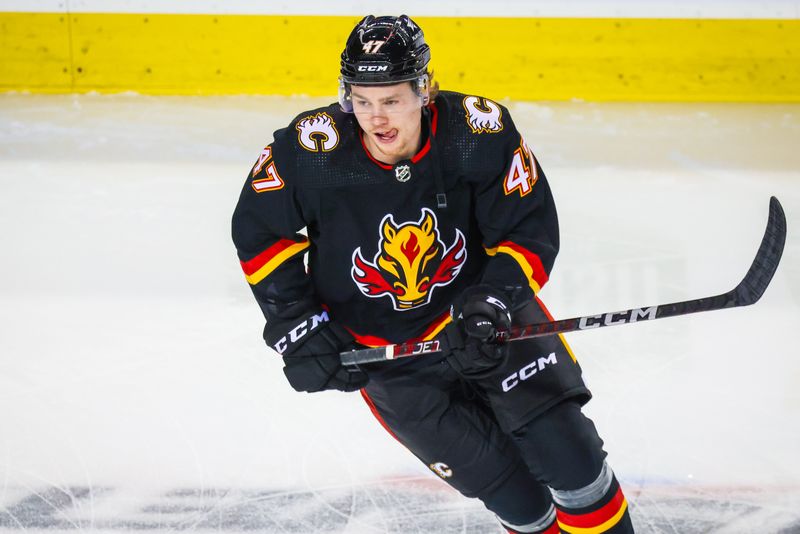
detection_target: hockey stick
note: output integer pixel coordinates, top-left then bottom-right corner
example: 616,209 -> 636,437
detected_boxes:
340,197 -> 787,366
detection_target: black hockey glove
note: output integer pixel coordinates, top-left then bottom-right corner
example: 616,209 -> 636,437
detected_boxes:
265,310 -> 369,393
442,285 -> 512,378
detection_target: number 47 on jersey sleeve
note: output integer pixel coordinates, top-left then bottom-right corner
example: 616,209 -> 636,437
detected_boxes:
251,145 -> 285,193
503,137 -> 538,197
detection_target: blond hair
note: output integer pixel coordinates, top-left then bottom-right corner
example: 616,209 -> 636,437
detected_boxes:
427,70 -> 440,102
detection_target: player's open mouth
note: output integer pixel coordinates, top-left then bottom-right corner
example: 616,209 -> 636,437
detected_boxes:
374,129 -> 398,144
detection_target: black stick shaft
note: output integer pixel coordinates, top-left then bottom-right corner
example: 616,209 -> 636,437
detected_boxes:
340,197 -> 786,367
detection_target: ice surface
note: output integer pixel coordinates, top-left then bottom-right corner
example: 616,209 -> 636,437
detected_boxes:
1,94 -> 799,532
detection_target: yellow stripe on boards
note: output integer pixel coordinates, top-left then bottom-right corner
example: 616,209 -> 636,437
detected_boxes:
0,12 -> 73,92
424,17 -> 800,102
1,13 -> 798,101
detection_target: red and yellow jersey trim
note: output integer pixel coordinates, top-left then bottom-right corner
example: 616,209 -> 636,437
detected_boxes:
240,238 -> 310,285
536,297 -> 577,363
557,487 -> 628,534
346,310 -> 452,348
484,241 -> 549,294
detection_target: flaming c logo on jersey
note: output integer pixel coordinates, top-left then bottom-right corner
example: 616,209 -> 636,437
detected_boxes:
352,208 -> 467,311
463,95 -> 504,134
296,112 -> 339,152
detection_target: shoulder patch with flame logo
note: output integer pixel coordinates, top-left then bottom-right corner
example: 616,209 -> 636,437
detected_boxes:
296,112 -> 340,152
351,208 -> 467,311
463,96 -> 504,134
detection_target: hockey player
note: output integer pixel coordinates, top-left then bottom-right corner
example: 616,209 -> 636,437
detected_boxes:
232,15 -> 634,533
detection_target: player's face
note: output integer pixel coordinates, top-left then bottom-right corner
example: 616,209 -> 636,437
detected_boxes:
350,83 -> 424,165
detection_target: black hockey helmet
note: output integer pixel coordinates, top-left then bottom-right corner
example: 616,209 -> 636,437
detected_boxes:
339,15 -> 431,112
340,15 -> 430,84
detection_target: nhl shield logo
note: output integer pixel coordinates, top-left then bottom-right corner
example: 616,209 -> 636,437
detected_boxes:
394,164 -> 411,182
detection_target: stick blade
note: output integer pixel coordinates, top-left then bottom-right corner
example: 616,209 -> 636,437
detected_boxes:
734,196 -> 787,306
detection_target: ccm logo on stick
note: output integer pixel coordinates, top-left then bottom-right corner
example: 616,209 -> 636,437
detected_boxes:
502,352 -> 558,392
272,311 -> 330,354
578,306 -> 657,330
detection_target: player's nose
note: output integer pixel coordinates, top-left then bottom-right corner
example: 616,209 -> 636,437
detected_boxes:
370,111 -> 389,125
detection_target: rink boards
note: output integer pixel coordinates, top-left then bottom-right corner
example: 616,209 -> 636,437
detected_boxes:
1,11 -> 799,101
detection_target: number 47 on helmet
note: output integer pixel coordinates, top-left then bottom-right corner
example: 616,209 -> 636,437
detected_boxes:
339,15 -> 432,113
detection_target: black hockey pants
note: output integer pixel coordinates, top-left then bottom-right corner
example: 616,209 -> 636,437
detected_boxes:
361,299 -> 634,532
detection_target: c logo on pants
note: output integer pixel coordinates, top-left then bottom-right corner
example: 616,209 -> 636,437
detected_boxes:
429,462 -> 453,479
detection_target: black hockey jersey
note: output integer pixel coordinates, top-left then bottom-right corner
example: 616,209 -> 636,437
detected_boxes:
232,91 -> 560,347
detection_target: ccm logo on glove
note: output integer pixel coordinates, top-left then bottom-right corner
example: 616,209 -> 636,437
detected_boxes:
272,311 -> 330,354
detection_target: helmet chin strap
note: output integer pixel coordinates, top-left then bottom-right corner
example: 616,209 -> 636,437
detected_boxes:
415,73 -> 430,105
423,106 -> 448,209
